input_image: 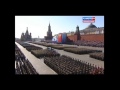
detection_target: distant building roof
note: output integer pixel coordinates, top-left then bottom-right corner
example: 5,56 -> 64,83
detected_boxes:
80,28 -> 104,33
86,23 -> 97,28
79,23 -> 104,33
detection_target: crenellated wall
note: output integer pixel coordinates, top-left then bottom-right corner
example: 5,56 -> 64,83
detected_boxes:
67,34 -> 104,42
81,34 -> 104,42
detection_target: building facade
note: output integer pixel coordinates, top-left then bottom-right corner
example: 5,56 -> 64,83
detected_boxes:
80,23 -> 104,35
67,23 -> 104,42
20,27 -> 32,41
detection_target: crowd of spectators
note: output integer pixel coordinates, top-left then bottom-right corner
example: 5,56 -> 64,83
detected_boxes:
15,44 -> 38,74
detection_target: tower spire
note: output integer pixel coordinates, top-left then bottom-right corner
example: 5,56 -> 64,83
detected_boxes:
48,22 -> 51,32
49,22 -> 50,26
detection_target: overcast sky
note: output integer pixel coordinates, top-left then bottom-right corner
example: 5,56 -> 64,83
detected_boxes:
15,16 -> 104,38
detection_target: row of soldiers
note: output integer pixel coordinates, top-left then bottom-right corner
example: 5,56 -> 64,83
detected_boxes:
31,49 -> 60,58
15,44 -> 38,74
18,42 -> 31,47
89,52 -> 104,61
24,46 -> 43,51
63,48 -> 102,54
18,42 -> 60,58
74,40 -> 104,47
44,55 -> 104,74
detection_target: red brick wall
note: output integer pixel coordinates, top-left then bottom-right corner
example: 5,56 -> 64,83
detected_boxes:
67,35 -> 77,42
81,34 -> 104,42
67,34 -> 104,42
